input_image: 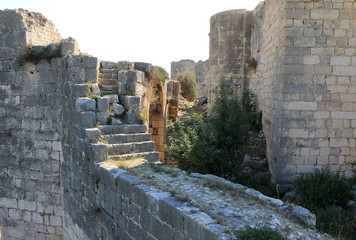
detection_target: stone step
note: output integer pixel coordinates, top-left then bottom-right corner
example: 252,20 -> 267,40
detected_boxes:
100,90 -> 118,95
100,69 -> 118,74
108,151 -> 160,162
104,133 -> 152,144
108,141 -> 155,155
102,124 -> 147,134
98,79 -> 118,86
99,73 -> 118,79
99,84 -> 117,92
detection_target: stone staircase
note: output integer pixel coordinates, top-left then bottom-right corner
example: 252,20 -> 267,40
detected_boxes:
94,61 -> 160,163
98,63 -> 118,95
102,124 -> 160,162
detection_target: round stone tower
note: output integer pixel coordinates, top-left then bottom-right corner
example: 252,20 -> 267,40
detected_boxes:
208,9 -> 252,100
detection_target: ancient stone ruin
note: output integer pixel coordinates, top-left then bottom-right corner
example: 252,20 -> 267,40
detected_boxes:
172,0 -> 356,184
0,0 -> 355,239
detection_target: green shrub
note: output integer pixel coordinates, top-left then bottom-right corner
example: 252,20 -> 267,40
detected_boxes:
165,113 -> 203,171
296,168 -> 352,211
165,78 -> 262,183
236,226 -> 286,240
174,79 -> 259,183
296,168 -> 354,240
106,116 -> 113,125
177,72 -> 198,101
241,91 -> 262,132
149,66 -> 168,85
315,208 -> 355,240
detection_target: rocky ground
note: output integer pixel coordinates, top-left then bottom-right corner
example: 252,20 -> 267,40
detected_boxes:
125,162 -> 335,240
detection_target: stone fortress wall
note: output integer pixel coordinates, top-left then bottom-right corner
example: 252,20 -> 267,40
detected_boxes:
251,0 -> 356,183
0,9 -> 255,240
1,2 -> 355,239
173,0 -> 356,183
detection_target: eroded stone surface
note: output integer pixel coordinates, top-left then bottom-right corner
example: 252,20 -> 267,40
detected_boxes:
129,164 -> 333,240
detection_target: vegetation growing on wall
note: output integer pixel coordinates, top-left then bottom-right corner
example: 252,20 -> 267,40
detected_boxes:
149,66 -> 169,85
177,72 -> 198,101
296,168 -> 355,240
17,43 -> 61,65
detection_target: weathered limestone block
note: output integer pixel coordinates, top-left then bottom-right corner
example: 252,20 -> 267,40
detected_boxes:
103,94 -> 119,104
117,61 -> 130,71
91,83 -> 100,95
79,111 -> 96,128
120,96 -> 141,112
118,70 -> 147,95
85,128 -> 100,143
97,97 -> 109,112
311,9 -> 339,20
60,37 -> 80,56
113,103 -> 125,116
117,82 -> 137,95
82,56 -> 99,69
134,62 -> 153,74
111,118 -> 122,125
97,112 -> 109,125
70,84 -> 89,97
101,61 -> 117,69
75,98 -> 96,112
67,67 -> 86,83
85,68 -> 98,83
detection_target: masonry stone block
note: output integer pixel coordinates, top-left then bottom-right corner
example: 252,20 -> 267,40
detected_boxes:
330,56 -> 351,66
104,94 -> 119,104
91,83 -> 100,95
32,212 -> 44,224
285,8 -> 309,19
9,209 -> 21,220
75,98 -> 96,112
119,70 -> 146,85
91,144 -> 108,162
113,103 -> 125,116
101,61 -> 117,69
79,111 -> 96,128
82,56 -> 99,69
50,216 -> 63,227
311,9 -> 339,19
97,111 -> 110,125
60,38 -> 80,56
85,128 -> 100,143
120,96 -> 142,112
85,68 -> 98,83
0,197 -> 17,208
117,61 -> 130,71
158,197 -> 185,232
124,112 -> 139,124
116,173 -> 144,199
18,200 -> 36,211
134,62 -> 153,74
131,184 -> 152,209
118,81 -> 146,96
97,97 -> 109,112
294,37 -> 316,47
333,66 -> 356,76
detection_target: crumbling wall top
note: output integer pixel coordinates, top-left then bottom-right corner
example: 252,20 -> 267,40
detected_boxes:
0,9 -> 61,60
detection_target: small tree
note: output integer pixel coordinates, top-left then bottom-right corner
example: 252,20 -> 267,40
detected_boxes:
177,72 -> 198,101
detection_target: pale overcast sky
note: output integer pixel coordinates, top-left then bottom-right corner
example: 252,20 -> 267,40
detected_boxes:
1,0 -> 262,75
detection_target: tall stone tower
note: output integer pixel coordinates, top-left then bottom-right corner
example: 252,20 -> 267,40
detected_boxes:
208,10 -> 252,100
170,59 -> 196,80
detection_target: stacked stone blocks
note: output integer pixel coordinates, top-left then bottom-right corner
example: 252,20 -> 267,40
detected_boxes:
250,0 -> 356,182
